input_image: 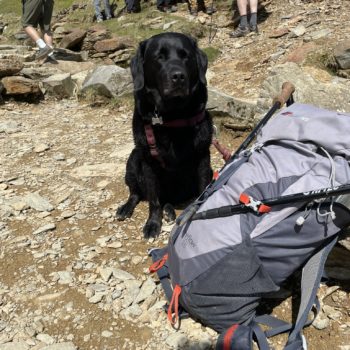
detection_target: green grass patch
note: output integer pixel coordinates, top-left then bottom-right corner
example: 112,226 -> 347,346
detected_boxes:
202,46 -> 221,63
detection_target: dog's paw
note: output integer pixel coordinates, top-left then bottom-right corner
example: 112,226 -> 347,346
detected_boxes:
163,203 -> 176,223
116,203 -> 133,221
143,219 -> 161,238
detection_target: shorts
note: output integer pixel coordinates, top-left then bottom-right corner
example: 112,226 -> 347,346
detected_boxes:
22,0 -> 54,33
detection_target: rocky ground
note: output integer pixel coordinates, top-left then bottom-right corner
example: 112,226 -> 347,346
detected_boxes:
1,0 -> 350,349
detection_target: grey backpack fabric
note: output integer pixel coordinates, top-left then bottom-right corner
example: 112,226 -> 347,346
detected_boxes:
151,103 -> 350,349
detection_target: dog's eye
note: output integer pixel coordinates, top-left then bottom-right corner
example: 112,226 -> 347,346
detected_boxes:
178,50 -> 188,60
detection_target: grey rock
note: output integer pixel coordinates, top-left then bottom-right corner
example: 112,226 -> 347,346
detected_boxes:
36,333 -> 55,345
42,73 -> 75,98
99,267 -> 114,282
57,271 -> 74,285
257,62 -> 350,114
0,343 -> 30,350
39,343 -> 77,350
101,330 -> 113,338
24,192 -> 54,212
33,223 -> 56,235
50,48 -> 84,62
207,86 -> 256,123
0,121 -> 21,134
81,65 -> 133,98
21,66 -> 64,80
135,277 -> 156,304
120,304 -> 142,320
112,268 -> 135,281
165,333 -> 188,349
304,28 -> 331,41
70,163 -> 121,178
334,39 -> 350,70
289,24 -> 306,38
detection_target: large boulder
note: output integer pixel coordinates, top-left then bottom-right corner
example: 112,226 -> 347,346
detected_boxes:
257,62 -> 350,114
0,58 -> 24,78
2,76 -> 40,95
59,28 -> 87,50
42,73 -> 75,98
81,65 -> 133,98
207,87 -> 256,125
93,37 -> 134,53
334,39 -> 350,70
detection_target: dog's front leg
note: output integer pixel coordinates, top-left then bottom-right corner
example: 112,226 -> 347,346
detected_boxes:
197,151 -> 213,194
142,162 -> 163,239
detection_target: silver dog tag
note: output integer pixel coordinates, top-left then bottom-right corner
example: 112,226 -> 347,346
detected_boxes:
152,116 -> 163,125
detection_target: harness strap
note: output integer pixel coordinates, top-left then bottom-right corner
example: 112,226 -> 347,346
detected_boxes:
160,110 -> 206,127
212,138 -> 232,162
144,124 -> 166,167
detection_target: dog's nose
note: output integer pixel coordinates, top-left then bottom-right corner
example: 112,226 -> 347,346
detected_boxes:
171,71 -> 185,85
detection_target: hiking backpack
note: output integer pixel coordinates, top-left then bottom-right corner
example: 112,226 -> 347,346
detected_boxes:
149,101 -> 350,350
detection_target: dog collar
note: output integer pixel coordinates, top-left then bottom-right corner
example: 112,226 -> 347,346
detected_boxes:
151,110 -> 206,127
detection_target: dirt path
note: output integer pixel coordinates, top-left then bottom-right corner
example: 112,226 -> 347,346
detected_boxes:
1,99 -> 350,350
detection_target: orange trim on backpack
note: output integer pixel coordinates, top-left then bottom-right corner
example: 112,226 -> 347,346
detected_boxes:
258,204 -> 271,213
213,170 -> 220,180
149,253 -> 168,273
167,284 -> 182,326
239,193 -> 250,205
223,324 -> 239,350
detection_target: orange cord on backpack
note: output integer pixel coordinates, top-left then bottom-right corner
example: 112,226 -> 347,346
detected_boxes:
167,284 -> 182,327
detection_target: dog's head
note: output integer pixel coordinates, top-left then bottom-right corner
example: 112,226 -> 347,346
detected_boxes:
131,32 -> 208,113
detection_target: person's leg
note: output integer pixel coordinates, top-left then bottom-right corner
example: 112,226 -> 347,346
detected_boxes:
24,25 -> 41,42
237,0 -> 248,28
229,0 -> 250,38
41,0 -> 54,46
103,0 -> 112,18
94,0 -> 103,21
22,0 -> 41,42
22,0 -> 52,59
248,0 -> 258,32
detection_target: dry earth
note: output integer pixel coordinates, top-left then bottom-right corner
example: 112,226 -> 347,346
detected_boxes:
1,0 -> 350,349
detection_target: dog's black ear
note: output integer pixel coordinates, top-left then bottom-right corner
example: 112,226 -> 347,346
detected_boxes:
190,37 -> 208,86
196,47 -> 208,85
130,40 -> 147,91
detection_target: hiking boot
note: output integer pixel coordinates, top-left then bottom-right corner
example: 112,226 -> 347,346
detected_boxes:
205,6 -> 216,15
229,26 -> 250,38
250,24 -> 259,34
189,8 -> 198,16
158,5 -> 177,12
96,17 -> 103,22
35,45 -> 53,61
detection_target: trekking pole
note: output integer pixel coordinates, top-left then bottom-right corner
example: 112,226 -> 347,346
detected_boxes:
226,81 -> 295,165
177,82 -> 296,226
192,184 -> 350,221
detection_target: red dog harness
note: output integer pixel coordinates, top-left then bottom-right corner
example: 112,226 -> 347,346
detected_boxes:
144,110 -> 232,167
144,110 -> 206,167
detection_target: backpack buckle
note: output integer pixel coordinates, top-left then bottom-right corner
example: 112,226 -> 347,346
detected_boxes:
239,193 -> 271,214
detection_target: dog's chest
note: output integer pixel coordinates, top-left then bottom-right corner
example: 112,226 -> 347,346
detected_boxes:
156,127 -> 197,161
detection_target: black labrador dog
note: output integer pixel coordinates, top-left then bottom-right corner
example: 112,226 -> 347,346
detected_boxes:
117,32 -> 213,238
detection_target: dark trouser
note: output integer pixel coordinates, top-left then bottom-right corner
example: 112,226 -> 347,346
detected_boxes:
22,0 -> 54,33
125,0 -> 141,12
